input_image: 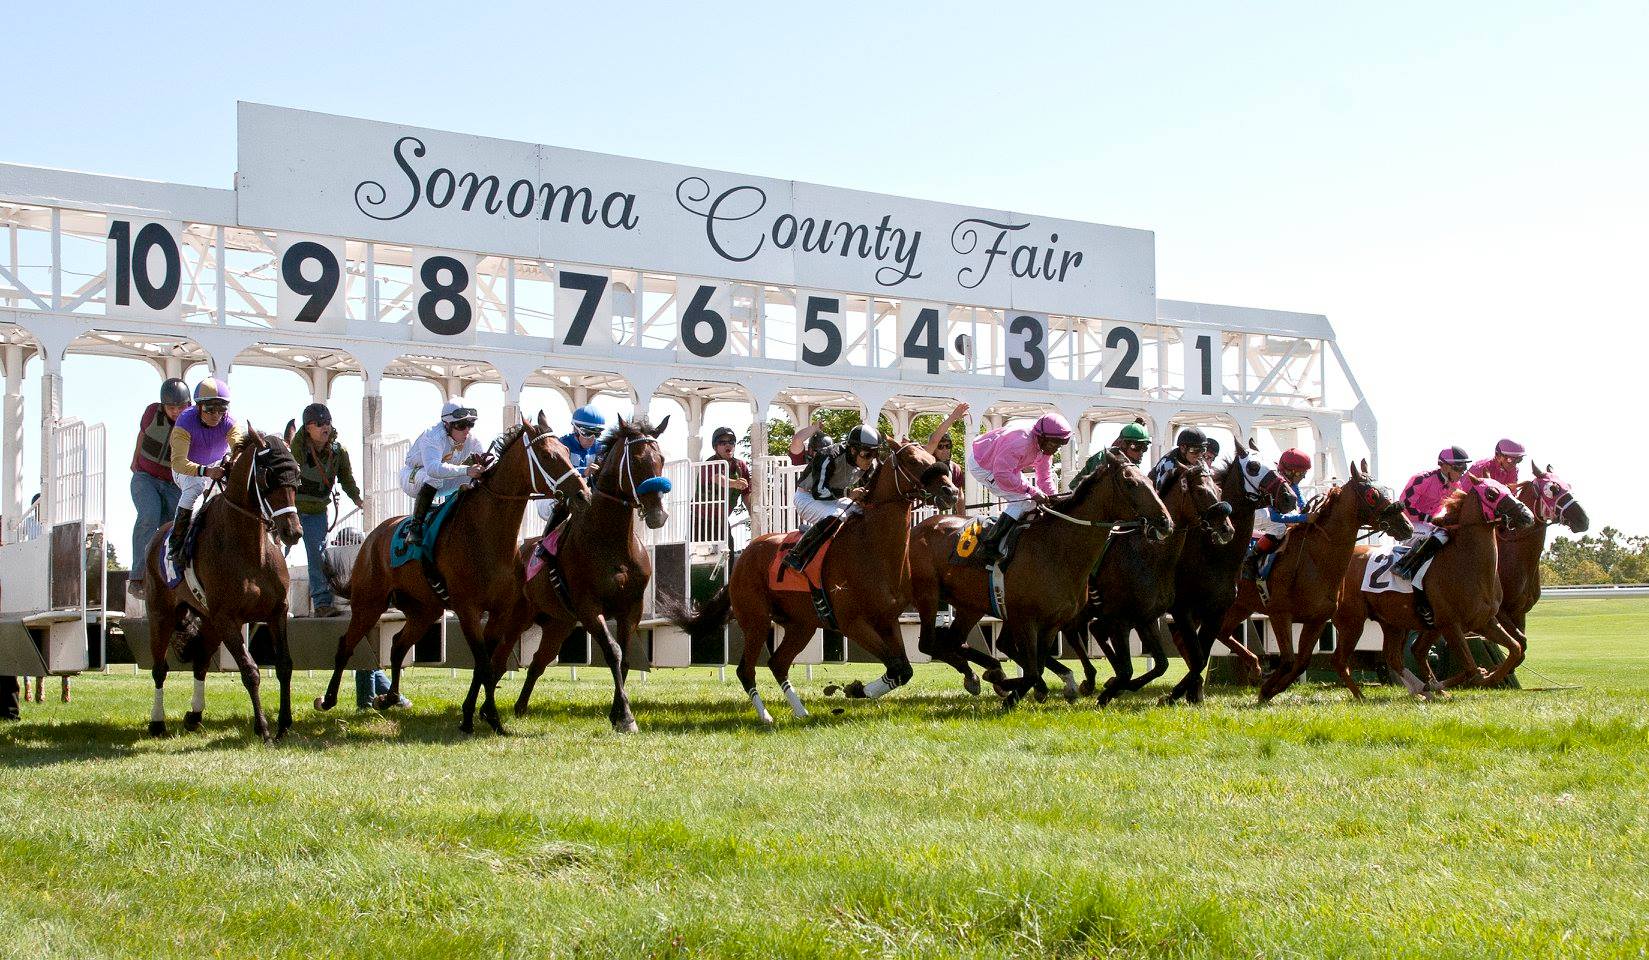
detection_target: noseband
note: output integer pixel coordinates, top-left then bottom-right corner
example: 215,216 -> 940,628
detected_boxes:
215,443 -> 298,530
596,434 -> 673,509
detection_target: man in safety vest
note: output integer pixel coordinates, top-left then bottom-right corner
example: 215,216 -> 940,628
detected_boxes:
129,377 -> 189,595
1392,445 -> 1471,580
166,378 -> 243,569
400,401 -> 485,548
781,423 -> 881,572
291,403 -> 363,618
967,413 -> 1072,565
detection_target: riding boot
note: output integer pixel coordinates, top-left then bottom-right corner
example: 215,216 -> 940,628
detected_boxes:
1242,546 -> 1265,581
403,484 -> 437,548
1394,534 -> 1441,580
782,515 -> 841,572
166,508 -> 193,569
975,513 -> 1020,565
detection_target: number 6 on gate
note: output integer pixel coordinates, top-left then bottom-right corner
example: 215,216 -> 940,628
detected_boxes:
675,278 -> 732,364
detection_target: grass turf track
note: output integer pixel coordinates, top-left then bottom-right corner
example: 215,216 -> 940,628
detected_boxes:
1,596 -> 1646,959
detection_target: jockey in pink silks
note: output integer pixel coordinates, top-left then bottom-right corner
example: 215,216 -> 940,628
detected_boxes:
1393,444 -> 1474,579
965,412 -> 1072,564
1468,437 -> 1525,487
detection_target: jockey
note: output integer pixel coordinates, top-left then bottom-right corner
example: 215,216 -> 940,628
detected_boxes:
1468,438 -> 1524,487
535,404 -> 609,531
1149,427 -> 1207,492
400,400 -> 485,547
165,377 -> 244,568
781,423 -> 881,571
1201,436 -> 1220,468
1393,445 -> 1473,579
1075,419 -> 1150,484
129,377 -> 189,595
1243,447 -> 1311,581
966,412 -> 1072,564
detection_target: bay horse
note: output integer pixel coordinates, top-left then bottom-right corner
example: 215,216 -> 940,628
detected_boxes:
491,414 -> 671,732
1214,460 -> 1412,703
673,442 -> 956,724
908,448 -> 1172,707
1330,475 -> 1535,697
1154,442 -> 1299,704
1051,462 -> 1234,706
1497,465 -> 1588,647
318,413 -> 586,734
144,427 -> 304,740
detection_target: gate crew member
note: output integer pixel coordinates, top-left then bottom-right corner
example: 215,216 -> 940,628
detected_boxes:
966,413 -> 1072,565
781,423 -> 882,571
1392,445 -> 1471,580
1244,447 -> 1311,581
166,378 -> 243,569
400,400 -> 485,548
1150,427 -> 1207,492
292,403 -> 363,618
1468,438 -> 1525,487
536,404 -> 609,534
130,377 -> 189,595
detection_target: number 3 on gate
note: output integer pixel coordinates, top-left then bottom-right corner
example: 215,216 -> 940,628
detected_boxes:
1004,312 -> 1049,388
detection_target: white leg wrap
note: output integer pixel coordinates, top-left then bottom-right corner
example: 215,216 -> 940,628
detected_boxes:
782,682 -> 807,718
1398,668 -> 1425,695
191,679 -> 206,713
862,675 -> 897,699
748,689 -> 774,724
150,687 -> 166,723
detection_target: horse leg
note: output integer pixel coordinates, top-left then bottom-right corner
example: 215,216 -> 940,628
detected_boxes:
1125,616 -> 1173,693
841,615 -> 915,701
222,628 -> 271,743
1436,624 -> 1485,690
949,610 -> 995,696
147,604 -> 178,737
997,622 -> 1036,709
318,594 -> 390,711
513,616 -> 572,716
1478,619 -> 1525,687
1096,621 -> 1133,707
263,605 -> 294,738
1380,623 -> 1427,697
732,601 -> 776,725
1040,630 -> 1079,703
455,611 -> 503,735
585,612 -> 638,734
184,646 -> 211,732
380,603 -> 440,710
768,623 -> 818,719
1330,607 -> 1366,700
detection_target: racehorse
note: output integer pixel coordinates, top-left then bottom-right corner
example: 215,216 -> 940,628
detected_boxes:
1497,465 -> 1588,647
908,448 -> 1172,706
672,442 -> 956,724
1331,476 -> 1535,697
1214,460 -> 1412,703
144,427 -> 303,740
318,414 -> 586,733
1160,441 -> 1297,704
491,415 -> 671,732
1051,463 -> 1233,706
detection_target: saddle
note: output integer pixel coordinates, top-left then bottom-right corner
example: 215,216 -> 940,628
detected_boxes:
158,522 -> 211,615
526,521 -> 575,611
390,490 -> 466,602
767,530 -> 840,630
948,514 -> 1033,569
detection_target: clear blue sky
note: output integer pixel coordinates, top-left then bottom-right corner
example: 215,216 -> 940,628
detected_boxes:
4,1 -> 1645,554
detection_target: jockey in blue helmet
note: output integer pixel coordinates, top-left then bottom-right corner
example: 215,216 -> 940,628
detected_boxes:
536,403 -> 610,532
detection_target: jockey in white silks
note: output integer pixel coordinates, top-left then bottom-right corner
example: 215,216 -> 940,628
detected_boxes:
399,400 -> 486,546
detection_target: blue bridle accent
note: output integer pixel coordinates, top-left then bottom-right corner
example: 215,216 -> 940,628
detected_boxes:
636,476 -> 672,497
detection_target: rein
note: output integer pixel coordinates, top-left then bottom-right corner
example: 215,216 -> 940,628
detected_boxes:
211,444 -> 298,530
475,429 -> 583,502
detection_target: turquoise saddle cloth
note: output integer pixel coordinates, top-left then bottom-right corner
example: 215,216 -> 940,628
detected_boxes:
389,490 -> 464,568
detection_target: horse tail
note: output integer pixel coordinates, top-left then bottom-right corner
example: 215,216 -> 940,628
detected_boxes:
667,585 -> 732,645
322,545 -> 353,601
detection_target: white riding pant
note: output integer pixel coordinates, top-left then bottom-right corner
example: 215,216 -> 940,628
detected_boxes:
1404,519 -> 1448,547
173,472 -> 212,512
966,447 -> 1033,520
792,488 -> 856,528
399,465 -> 467,500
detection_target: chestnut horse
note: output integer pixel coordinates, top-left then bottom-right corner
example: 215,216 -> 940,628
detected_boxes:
144,427 -> 304,740
909,448 -> 1172,706
1214,460 -> 1412,703
318,414 -> 586,733
1051,463 -> 1234,706
1497,465 -> 1589,647
1160,441 -> 1297,704
1331,476 -> 1535,697
491,415 -> 671,732
673,442 -> 956,724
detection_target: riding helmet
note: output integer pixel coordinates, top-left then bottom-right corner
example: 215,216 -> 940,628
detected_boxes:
440,399 -> 477,424
193,377 -> 230,406
1437,445 -> 1471,468
1495,438 -> 1526,459
1032,412 -> 1072,441
1117,421 -> 1150,443
1204,437 -> 1221,457
711,426 -> 737,446
302,402 -> 332,427
845,424 -> 881,450
807,431 -> 831,453
1278,448 -> 1311,472
571,404 -> 607,431
1176,426 -> 1207,449
159,377 -> 190,407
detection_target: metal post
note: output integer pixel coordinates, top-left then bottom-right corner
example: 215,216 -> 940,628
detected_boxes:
2,346 -> 23,537
361,381 -> 384,528
38,358 -> 63,529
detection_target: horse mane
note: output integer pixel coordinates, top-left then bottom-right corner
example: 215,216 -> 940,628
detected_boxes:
1433,487 -> 1471,526
1301,484 -> 1343,527
487,422 -> 527,460
1059,452 -> 1122,512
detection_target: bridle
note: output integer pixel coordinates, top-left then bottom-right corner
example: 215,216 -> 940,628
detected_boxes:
476,428 -> 583,502
1233,451 -> 1287,508
878,442 -> 948,506
595,432 -> 672,509
1041,456 -> 1163,534
214,441 -> 299,530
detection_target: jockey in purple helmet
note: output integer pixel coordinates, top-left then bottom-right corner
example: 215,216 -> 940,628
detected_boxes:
1394,445 -> 1474,579
165,377 -> 243,567
966,412 -> 1071,564
1467,438 -> 1524,488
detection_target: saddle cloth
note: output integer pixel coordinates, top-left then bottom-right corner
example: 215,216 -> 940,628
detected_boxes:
525,522 -> 566,583
1361,544 -> 1431,594
389,490 -> 465,569
767,530 -> 833,592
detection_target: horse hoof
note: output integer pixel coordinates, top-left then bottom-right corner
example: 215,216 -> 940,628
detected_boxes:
147,721 -> 168,738
1157,693 -> 1175,706
843,680 -> 868,699
1031,687 -> 1048,704
1062,684 -> 1079,704
458,719 -> 475,735
1001,693 -> 1020,710
613,718 -> 639,734
512,702 -> 530,718
962,675 -> 981,697
183,711 -> 203,732
312,696 -> 331,712
823,684 -> 844,697
1078,679 -> 1094,697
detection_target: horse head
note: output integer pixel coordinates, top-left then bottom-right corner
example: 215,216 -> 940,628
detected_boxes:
1180,464 -> 1235,545
598,413 -> 672,530
528,411 -> 590,509
875,442 -> 957,511
1464,475 -> 1534,532
1346,459 -> 1412,540
241,424 -> 304,547
1228,440 -> 1297,514
1079,448 -> 1172,541
1531,463 -> 1589,533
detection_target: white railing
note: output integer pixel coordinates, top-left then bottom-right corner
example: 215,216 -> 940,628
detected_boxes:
755,456 -> 803,535
85,423 -> 106,527
50,418 -> 87,527
375,437 -> 412,519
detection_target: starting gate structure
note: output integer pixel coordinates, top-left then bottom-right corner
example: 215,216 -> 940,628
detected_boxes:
0,104 -> 1379,674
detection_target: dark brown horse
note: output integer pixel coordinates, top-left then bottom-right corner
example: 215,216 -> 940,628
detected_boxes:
144,427 -> 304,740
1052,463 -> 1234,706
1331,476 -> 1535,697
1160,441 -> 1298,704
318,413 -> 586,733
909,449 -> 1172,706
1215,460 -> 1412,702
1497,465 -> 1588,647
491,414 -> 671,732
673,442 -> 956,724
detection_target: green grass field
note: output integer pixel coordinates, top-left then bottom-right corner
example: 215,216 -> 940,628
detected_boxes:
2,596 -> 1646,959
